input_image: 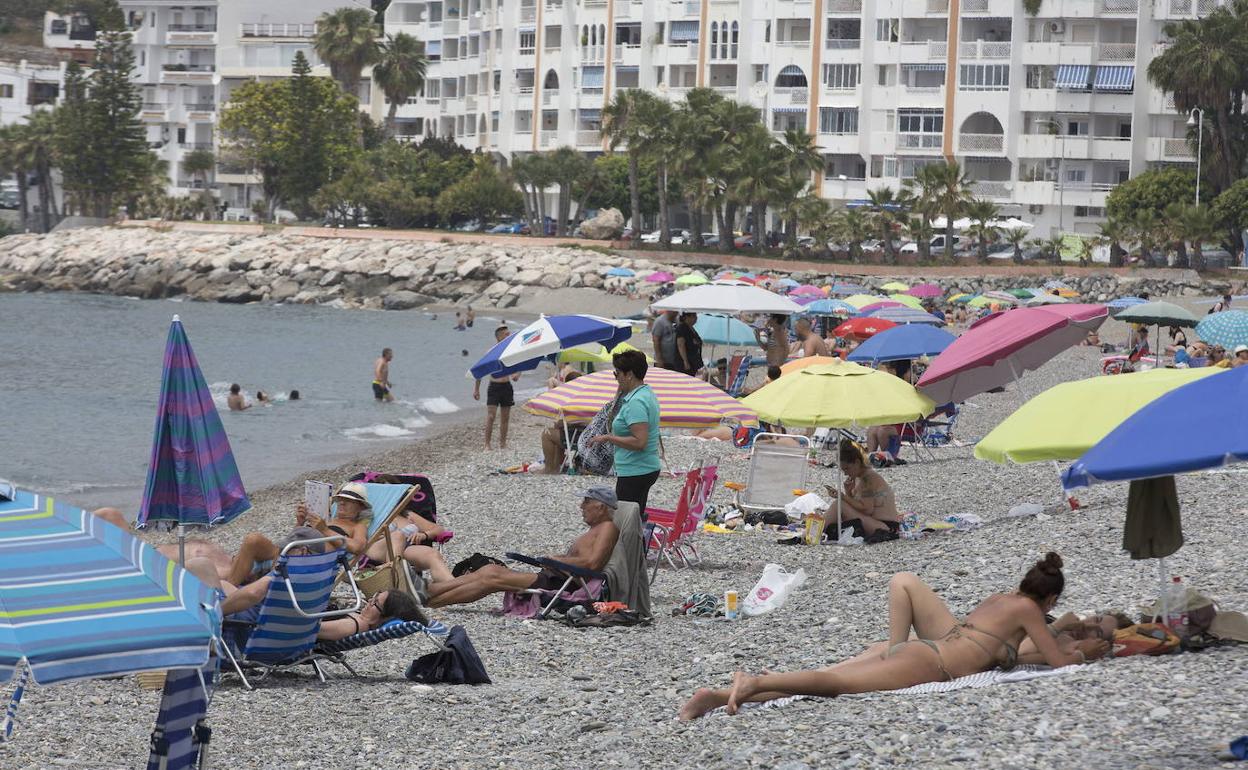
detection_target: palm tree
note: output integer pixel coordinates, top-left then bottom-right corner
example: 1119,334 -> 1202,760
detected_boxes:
903,215 -> 934,262
964,198 -> 1000,263
22,110 -> 58,231
921,161 -> 974,261
633,95 -> 678,248
729,126 -> 786,254
313,7 -> 381,98
777,128 -> 823,245
1002,226 -> 1030,264
1179,203 -> 1219,271
182,148 -> 215,191
602,89 -> 654,243
373,33 -> 428,137
0,124 -> 32,232
1098,216 -> 1130,267
710,99 -> 768,252
841,207 -> 871,263
547,146 -> 592,236
866,185 -> 902,264
1162,201 -> 1189,266
671,89 -> 725,247
1129,208 -> 1161,265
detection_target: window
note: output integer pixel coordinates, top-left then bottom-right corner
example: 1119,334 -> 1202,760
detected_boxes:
819,107 -> 858,135
710,21 -> 718,59
1074,206 -> 1105,217
1065,119 -> 1088,136
1065,168 -> 1087,183
875,18 -> 898,42
898,109 -> 943,133
730,21 -> 738,58
959,64 -> 1009,90
822,63 -> 860,90
519,30 -> 535,52
0,84 -> 12,98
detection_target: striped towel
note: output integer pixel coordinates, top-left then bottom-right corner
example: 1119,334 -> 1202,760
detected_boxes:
317,618 -> 449,655
146,658 -> 219,770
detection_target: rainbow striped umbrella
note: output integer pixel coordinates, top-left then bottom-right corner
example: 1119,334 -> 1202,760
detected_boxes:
524,368 -> 758,428
138,317 -> 249,550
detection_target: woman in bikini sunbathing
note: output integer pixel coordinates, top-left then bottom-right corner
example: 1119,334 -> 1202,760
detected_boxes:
317,589 -> 427,641
679,552 -> 1109,720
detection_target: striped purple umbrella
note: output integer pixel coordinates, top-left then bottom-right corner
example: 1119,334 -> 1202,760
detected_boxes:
138,316 -> 249,549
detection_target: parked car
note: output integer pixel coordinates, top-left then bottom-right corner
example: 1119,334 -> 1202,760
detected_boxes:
796,235 -> 816,248
900,235 -> 964,254
703,233 -> 720,246
454,219 -> 484,232
733,234 -> 755,249
487,222 -> 525,234
640,228 -> 688,244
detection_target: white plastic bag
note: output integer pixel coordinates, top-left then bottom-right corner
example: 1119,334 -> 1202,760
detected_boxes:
1006,503 -> 1044,518
836,526 -> 864,546
742,564 -> 808,617
784,492 -> 828,520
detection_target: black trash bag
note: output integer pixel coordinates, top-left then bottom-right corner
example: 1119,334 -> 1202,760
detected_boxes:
404,625 -> 491,685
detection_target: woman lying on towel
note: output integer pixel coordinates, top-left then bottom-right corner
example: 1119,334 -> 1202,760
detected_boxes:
678,552 -> 1109,720
317,589 -> 427,641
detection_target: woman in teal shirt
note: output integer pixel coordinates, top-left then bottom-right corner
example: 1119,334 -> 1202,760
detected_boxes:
589,349 -> 661,518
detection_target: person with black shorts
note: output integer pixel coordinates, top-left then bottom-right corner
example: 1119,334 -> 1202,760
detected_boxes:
473,324 -> 520,449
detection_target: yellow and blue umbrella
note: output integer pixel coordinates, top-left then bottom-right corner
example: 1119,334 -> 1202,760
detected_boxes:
138,316 -> 250,547
524,367 -> 757,428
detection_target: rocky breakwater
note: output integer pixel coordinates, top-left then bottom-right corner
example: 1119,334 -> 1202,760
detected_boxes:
0,227 -> 672,310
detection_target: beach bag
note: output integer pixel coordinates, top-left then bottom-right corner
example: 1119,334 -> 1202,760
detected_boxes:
451,552 -> 506,578
405,626 -> 491,685
575,395 -> 621,476
355,558 -> 414,598
1113,623 -> 1181,657
742,564 -> 807,617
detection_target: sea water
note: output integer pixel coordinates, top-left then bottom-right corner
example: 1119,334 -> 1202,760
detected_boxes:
0,292 -> 540,514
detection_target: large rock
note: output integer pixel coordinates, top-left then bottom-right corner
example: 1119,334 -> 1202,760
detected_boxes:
382,290 -> 432,310
270,278 -> 301,302
579,208 -> 625,240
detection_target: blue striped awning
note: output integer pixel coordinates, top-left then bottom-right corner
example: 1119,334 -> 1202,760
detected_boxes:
901,63 -> 946,72
425,40 -> 442,55
1094,65 -> 1134,92
1055,64 -> 1091,90
773,106 -> 808,114
0,490 -> 219,685
581,66 -> 604,88
670,20 -> 700,42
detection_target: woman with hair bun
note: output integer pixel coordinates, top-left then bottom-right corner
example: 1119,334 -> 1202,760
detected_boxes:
679,552 -> 1109,720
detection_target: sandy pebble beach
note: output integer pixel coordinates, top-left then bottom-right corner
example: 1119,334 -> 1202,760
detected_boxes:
4,305 -> 1247,770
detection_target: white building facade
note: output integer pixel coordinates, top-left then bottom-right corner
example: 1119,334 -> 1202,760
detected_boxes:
0,49 -> 66,128
384,0 -> 1209,236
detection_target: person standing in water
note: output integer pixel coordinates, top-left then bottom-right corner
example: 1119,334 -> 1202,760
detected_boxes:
227,383 -> 251,411
473,325 -> 519,449
373,348 -> 395,402
466,306 -> 475,328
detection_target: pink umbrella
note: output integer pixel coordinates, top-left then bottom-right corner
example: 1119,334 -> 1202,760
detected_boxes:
789,285 -> 827,298
645,271 -> 675,283
907,283 -> 943,299
858,300 -> 905,314
791,295 -> 823,306
917,304 -> 1108,404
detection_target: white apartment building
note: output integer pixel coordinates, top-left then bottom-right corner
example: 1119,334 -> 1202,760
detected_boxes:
45,2 -> 380,215
384,0 -> 1210,236
0,45 -> 66,128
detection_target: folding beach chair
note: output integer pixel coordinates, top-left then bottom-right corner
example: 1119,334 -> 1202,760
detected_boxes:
898,404 -> 961,460
338,475 -> 452,597
146,658 -> 218,770
221,536 -> 362,690
314,617 -> 450,677
734,433 -> 811,514
646,463 -> 718,583
725,354 -> 752,397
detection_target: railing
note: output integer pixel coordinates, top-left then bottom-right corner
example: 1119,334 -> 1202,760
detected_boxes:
961,0 -> 989,10
517,86 -> 535,96
540,129 -> 559,147
971,181 -> 1010,199
469,13 -> 481,30
902,40 -> 947,60
776,39 -> 811,48
904,84 -> 944,93
161,64 -> 216,72
683,1 -> 701,16
179,141 -> 214,150
959,41 -> 1011,59
825,38 -> 862,49
958,133 -> 1004,152
142,101 -> 168,110
519,46 -> 536,56
584,0 -> 608,6
577,129 -> 601,146
1169,0 -> 1192,12
543,89 -> 559,105
520,6 -> 536,22
1164,138 -> 1194,158
898,132 -> 943,149
581,45 -> 605,62
442,18 -> 460,34
1101,0 -> 1138,11
240,23 -> 315,38
926,0 -> 949,11
1098,43 -> 1136,61
826,0 -> 863,11
184,102 -> 216,111
1197,0 -> 1220,14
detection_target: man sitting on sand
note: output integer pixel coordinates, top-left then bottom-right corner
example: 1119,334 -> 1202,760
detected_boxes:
425,488 -> 620,608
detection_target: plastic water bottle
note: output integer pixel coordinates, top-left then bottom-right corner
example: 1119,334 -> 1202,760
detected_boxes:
1164,576 -> 1189,637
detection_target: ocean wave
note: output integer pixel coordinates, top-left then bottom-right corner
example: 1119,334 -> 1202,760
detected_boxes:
343,423 -> 415,440
402,415 -> 432,429
417,396 -> 459,414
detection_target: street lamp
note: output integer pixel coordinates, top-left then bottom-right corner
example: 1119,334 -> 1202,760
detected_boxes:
1187,108 -> 1204,206
1034,117 -> 1064,236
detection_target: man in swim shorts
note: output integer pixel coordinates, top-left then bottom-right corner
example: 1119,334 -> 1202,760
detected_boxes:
373,348 -> 394,402
473,325 -> 519,449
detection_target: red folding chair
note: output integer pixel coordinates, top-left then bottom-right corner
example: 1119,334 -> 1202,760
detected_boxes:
645,463 -> 718,584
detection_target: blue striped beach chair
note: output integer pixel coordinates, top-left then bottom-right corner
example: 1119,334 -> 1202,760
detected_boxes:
220,538 -> 361,690
145,658 -> 219,770
314,618 -> 450,677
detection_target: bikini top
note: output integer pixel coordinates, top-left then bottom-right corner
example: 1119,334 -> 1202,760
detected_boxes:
959,622 -> 1020,670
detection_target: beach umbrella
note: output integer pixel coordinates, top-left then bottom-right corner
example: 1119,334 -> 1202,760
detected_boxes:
834,317 -> 898,340
1106,296 -> 1147,316
842,293 -> 888,310
524,367 -> 758,428
558,343 -> 614,365
779,355 -> 840,376
605,266 -> 635,277
858,300 -> 905,314
650,283 -> 804,315
888,293 -> 925,309
1195,310 -> 1248,349
1118,302 -> 1200,364
790,284 -> 826,298
138,316 -> 250,562
865,307 -> 946,326
976,368 -> 1222,465
777,277 -> 800,289
0,487 -> 219,743
981,290 -> 1021,305
803,298 -> 857,316
645,270 -> 675,283
881,281 -> 910,292
696,314 -> 758,347
675,271 -> 708,286
469,314 -> 633,380
1007,288 -> 1037,299
906,283 -> 943,299
917,304 -> 1109,405
847,324 -> 957,364
949,293 -> 976,304
1056,288 -> 1081,298
791,295 -> 824,307
742,360 -> 934,535
1025,294 -> 1070,306
1043,279 -> 1072,290
829,283 -> 866,295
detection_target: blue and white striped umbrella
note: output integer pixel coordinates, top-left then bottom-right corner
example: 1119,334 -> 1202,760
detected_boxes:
1196,310 -> 1248,349
0,488 -> 218,686
469,314 -> 633,379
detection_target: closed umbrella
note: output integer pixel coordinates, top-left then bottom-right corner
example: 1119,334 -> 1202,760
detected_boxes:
650,283 -> 804,315
917,304 -> 1109,404
524,367 -> 758,428
1195,310 -> 1248,349
906,283 -> 943,299
834,317 -> 898,340
138,316 -> 250,563
866,307 -> 946,325
469,314 -> 633,379
847,324 -> 956,364
675,271 -> 708,286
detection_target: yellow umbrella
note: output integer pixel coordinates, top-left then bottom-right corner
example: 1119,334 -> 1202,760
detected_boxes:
779,356 -> 840,376
525,367 -> 756,428
610,341 -> 651,362
675,271 -> 709,286
1056,288 -> 1080,298
842,294 -> 889,310
881,281 -> 910,292
948,293 -> 971,303
975,368 -> 1222,464
966,295 -> 996,308
559,343 -> 613,364
742,360 -> 934,429
888,293 -> 924,309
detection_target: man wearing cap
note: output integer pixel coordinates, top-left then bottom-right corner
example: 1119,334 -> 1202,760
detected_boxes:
1233,345 -> 1248,368
425,488 -> 620,608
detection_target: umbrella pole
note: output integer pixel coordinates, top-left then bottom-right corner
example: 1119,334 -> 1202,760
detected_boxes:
1157,557 -> 1168,627
178,523 -> 187,564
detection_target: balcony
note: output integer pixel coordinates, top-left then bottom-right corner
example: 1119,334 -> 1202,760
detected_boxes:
160,64 -> 216,84
520,6 -> 536,23
970,180 -> 1010,200
825,38 -> 862,50
442,18 -> 460,35
1162,137 -> 1195,159
140,102 -> 169,121
240,22 -> 316,38
166,24 -> 217,46
543,89 -> 559,105
926,0 -> 950,11
540,129 -> 559,147
898,132 -> 943,151
1101,0 -> 1139,12
958,133 -> 1004,153
577,129 -> 601,146
959,41 -> 1011,60
962,0 -> 990,9
1098,43 -> 1136,61
776,38 -> 812,49
826,0 -> 863,11
900,40 -> 947,61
